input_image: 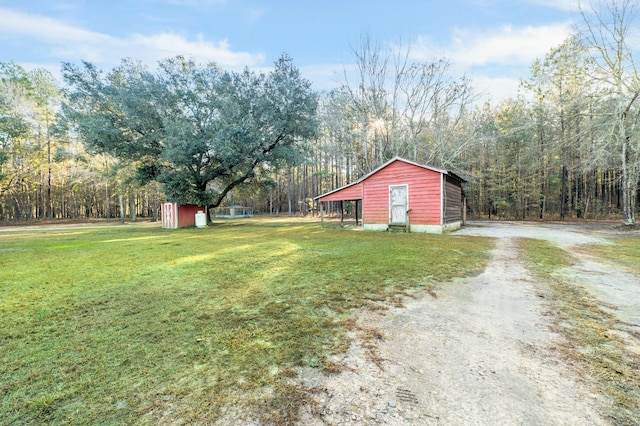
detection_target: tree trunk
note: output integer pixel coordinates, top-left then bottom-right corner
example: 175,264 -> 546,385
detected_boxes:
287,167 -> 292,216
621,136 -> 636,225
46,127 -> 52,219
560,165 -> 568,220
119,194 -> 125,223
152,186 -> 159,222
129,194 -> 136,222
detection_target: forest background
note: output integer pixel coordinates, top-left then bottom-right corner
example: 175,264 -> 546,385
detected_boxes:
1,1 -> 639,225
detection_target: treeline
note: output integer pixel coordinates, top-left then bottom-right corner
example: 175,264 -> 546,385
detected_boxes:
0,61 -> 161,222
235,2 -> 640,224
236,23 -> 640,223
1,1 -> 638,224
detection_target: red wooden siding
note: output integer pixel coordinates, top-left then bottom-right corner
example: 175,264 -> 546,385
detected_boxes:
315,157 -> 465,229
177,205 -> 206,228
362,160 -> 442,225
320,182 -> 363,202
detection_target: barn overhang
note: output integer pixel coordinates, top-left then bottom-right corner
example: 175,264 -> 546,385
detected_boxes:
315,182 -> 363,202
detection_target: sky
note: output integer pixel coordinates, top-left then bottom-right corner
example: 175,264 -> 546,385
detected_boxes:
0,0 -> 584,102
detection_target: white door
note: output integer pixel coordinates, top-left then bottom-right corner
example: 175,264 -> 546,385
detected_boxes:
162,202 -> 178,229
389,185 -> 408,225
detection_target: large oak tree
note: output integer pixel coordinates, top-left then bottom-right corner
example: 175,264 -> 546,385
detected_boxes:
62,54 -> 318,209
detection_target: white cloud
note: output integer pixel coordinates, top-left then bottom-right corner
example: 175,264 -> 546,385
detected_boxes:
527,0 -> 582,12
401,22 -> 574,102
456,23 -> 572,66
0,8 -> 115,46
129,33 -> 264,68
0,7 -> 264,70
411,23 -> 573,69
245,7 -> 266,23
298,63 -> 347,91
471,75 -> 524,104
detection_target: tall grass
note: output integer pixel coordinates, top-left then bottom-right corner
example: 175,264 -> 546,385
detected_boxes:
0,220 -> 492,424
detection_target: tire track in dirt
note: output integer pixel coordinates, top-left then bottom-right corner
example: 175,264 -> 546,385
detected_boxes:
299,225 -> 608,425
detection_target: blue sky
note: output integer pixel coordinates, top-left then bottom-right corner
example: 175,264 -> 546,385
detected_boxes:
0,0 -> 582,101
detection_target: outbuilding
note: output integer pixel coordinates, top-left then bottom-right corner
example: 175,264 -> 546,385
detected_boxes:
314,157 -> 466,233
161,203 -> 208,229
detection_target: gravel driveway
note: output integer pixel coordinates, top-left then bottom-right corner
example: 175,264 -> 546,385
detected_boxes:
297,221 -> 639,425
459,221 -> 640,326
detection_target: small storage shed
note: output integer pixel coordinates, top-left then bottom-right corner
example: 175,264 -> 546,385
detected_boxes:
161,203 -> 207,229
314,157 -> 466,234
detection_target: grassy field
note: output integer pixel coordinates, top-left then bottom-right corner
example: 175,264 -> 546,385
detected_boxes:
0,219 -> 492,424
519,237 -> 640,425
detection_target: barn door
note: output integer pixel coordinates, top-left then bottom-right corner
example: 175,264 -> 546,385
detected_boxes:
161,202 -> 178,229
389,185 -> 408,225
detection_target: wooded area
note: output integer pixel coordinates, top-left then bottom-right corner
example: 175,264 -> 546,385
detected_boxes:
1,1 -> 638,224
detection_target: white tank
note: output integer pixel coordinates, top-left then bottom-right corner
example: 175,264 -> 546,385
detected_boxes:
195,211 -> 207,228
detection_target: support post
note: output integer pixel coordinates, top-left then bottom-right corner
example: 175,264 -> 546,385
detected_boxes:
320,201 -> 324,228
355,199 -> 359,226
340,200 -> 344,226
463,198 -> 467,226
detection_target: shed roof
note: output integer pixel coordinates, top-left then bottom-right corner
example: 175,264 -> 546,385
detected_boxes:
313,156 -> 465,201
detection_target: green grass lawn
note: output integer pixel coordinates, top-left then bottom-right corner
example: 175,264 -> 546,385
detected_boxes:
0,219 -> 492,425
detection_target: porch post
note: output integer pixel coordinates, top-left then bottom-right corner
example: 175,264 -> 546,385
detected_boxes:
355,200 -> 359,226
463,197 -> 467,226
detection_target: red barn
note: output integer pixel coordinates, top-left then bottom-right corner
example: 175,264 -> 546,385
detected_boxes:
314,157 -> 466,233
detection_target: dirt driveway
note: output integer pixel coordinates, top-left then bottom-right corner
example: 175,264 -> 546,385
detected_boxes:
298,221 -> 639,425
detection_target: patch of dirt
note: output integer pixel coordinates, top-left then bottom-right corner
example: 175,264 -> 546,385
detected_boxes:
297,221 -> 640,425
